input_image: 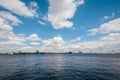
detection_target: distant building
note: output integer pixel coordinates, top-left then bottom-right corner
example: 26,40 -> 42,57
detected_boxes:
36,50 -> 39,54
79,51 -> 83,53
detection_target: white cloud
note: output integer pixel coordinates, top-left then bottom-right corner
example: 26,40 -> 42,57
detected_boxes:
42,16 -> 48,21
0,11 -> 22,25
29,2 -> 38,8
0,16 -> 42,53
39,33 -> 120,53
103,16 -> 109,20
100,33 -> 120,41
29,1 -> 39,18
0,0 -> 34,17
88,29 -> 98,35
0,18 -> 26,53
0,24 -> 120,53
27,34 -> 41,41
89,18 -> 120,35
30,42 -> 40,45
102,12 -> 115,20
42,36 -> 65,47
39,36 -> 92,53
0,18 -> 26,43
81,33 -> 120,53
17,46 -> 38,52
48,0 -> 84,29
38,20 -> 46,25
71,37 -> 81,42
0,18 -> 13,31
41,36 -> 65,52
72,33 -> 120,53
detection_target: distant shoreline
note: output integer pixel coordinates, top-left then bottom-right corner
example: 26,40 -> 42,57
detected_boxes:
0,52 -> 120,55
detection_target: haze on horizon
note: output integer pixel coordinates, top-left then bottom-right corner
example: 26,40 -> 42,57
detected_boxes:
0,0 -> 120,53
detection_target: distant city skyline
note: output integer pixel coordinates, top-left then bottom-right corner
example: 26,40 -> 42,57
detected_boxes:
0,0 -> 120,53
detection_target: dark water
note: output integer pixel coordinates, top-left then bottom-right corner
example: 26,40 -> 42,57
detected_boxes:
0,54 -> 120,80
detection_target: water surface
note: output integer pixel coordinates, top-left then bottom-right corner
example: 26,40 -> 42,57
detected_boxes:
0,54 -> 120,80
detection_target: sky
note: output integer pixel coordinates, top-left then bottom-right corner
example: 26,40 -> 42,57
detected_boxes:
0,0 -> 120,53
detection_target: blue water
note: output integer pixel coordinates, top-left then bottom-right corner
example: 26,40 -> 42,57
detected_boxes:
0,54 -> 120,80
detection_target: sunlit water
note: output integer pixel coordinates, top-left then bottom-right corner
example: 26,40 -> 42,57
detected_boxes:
0,54 -> 120,80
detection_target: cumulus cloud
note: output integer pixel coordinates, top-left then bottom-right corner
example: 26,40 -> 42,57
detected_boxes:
89,18 -> 120,35
40,36 -> 65,52
0,11 -> 22,25
39,33 -> 120,53
30,42 -> 40,45
0,26 -> 119,53
88,29 -> 98,35
48,0 -> 84,29
0,18 -> 26,53
42,36 -> 65,47
0,17 -> 41,53
17,46 -> 39,52
87,17 -> 120,52
71,37 -> 81,42
0,0 -> 34,17
79,33 -> 120,53
27,34 -> 41,41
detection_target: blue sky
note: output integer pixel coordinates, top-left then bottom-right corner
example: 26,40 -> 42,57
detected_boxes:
0,0 -> 120,53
